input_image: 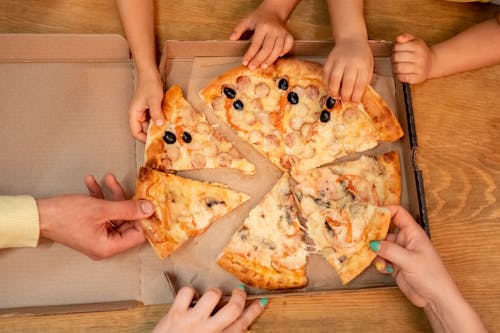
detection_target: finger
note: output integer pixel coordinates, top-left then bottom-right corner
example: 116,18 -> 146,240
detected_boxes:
396,73 -> 422,84
393,40 -> 420,53
148,99 -> 164,129
85,175 -> 104,199
128,101 -> 148,143
386,205 -> 421,230
101,199 -> 155,222
262,35 -> 285,68
230,18 -> 252,41
373,257 -> 390,273
208,288 -> 246,330
248,34 -> 276,70
243,29 -> 267,67
392,50 -> 418,64
340,66 -> 357,101
104,173 -> 127,201
392,62 -> 418,75
231,299 -> 266,331
386,232 -> 398,243
370,238 -> 412,269
281,33 -> 294,57
192,288 -> 223,318
395,32 -> 417,44
351,70 -> 369,103
171,286 -> 197,311
97,224 -> 146,258
327,62 -> 344,99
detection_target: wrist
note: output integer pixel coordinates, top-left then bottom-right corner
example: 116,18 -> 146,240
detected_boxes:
258,0 -> 296,23
426,46 -> 440,80
36,198 -> 52,239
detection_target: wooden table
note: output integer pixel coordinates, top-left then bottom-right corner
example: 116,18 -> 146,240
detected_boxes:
1,1 -> 499,332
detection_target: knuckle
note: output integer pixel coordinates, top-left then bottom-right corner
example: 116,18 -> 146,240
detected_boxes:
224,303 -> 244,319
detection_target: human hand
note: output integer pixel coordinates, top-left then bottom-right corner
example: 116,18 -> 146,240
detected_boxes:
369,206 -> 460,308
230,7 -> 294,70
323,38 -> 373,103
153,286 -> 266,333
37,173 -> 153,259
128,69 -> 164,142
392,33 -> 436,84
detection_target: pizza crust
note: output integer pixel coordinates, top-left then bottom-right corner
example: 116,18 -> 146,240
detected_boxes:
217,251 -> 307,290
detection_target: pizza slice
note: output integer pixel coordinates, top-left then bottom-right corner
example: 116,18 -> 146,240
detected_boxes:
293,152 -> 401,284
145,84 -> 255,174
217,173 -> 308,290
134,167 -> 251,259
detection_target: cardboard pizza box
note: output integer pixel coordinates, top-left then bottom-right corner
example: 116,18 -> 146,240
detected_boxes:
0,35 -> 428,315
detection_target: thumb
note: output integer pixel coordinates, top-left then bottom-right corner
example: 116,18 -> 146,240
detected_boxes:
370,240 -> 412,268
149,100 -> 165,128
396,32 -> 416,44
103,199 -> 155,221
230,18 -> 252,41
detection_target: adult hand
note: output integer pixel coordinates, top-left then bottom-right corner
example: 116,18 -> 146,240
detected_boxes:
37,173 -> 153,259
323,38 -> 373,103
392,33 -> 435,84
369,205 -> 458,308
153,286 -> 266,333
128,70 -> 164,142
230,7 -> 294,70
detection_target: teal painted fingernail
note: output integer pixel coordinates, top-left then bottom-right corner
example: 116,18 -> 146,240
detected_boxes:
259,297 -> 268,307
237,284 -> 246,291
369,240 -> 380,252
386,265 -> 394,273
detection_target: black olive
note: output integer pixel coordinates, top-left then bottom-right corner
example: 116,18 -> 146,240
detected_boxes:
287,91 -> 299,104
278,78 -> 289,90
326,96 -> 336,109
182,131 -> 192,143
223,87 -> 236,99
233,100 -> 244,111
320,110 -> 331,123
162,131 -> 176,144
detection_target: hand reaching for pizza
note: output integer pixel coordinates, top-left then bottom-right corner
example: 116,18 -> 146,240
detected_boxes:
153,286 -> 266,333
392,33 -> 435,85
230,4 -> 294,71
323,38 -> 374,103
37,173 -> 153,260
128,70 -> 165,142
370,205 -> 488,332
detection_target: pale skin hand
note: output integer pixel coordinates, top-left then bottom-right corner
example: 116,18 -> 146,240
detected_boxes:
394,16 -> 500,84
230,0 -> 300,70
37,173 -> 153,260
153,287 -> 266,333
323,0 -> 373,103
116,0 -> 164,142
371,206 -> 488,333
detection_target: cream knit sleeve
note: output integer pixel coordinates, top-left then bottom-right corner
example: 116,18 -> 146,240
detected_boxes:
0,195 -> 40,248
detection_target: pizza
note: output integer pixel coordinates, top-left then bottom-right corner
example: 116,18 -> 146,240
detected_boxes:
145,84 -> 255,174
199,58 -> 403,173
293,152 -> 401,284
134,166 -> 250,259
217,173 -> 308,290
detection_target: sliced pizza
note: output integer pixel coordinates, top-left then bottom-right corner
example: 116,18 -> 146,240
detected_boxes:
293,152 -> 401,284
145,84 -> 255,174
134,166 -> 251,259
199,58 -> 403,173
217,173 -> 308,290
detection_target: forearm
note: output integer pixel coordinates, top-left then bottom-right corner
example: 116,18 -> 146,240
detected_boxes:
257,0 -> 301,22
429,17 -> 500,79
326,0 -> 367,42
116,0 -> 159,79
424,290 -> 488,333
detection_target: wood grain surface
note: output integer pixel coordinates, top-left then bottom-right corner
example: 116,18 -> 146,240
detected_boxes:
1,0 -> 499,332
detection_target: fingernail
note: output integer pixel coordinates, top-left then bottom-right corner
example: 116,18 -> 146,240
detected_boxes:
375,261 -> 383,272
386,265 -> 394,273
369,240 -> 380,252
248,64 -> 255,71
242,60 -> 248,66
261,63 -> 268,69
155,119 -> 164,127
259,297 -> 268,307
140,200 -> 154,215
237,284 -> 246,291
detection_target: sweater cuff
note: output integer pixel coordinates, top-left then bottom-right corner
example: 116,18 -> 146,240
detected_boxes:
0,195 -> 40,248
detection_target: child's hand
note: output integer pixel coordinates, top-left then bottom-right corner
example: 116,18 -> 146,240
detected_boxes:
230,9 -> 294,71
370,206 -> 459,308
392,33 -> 436,84
323,38 -> 373,103
128,70 -> 164,142
153,286 -> 266,333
